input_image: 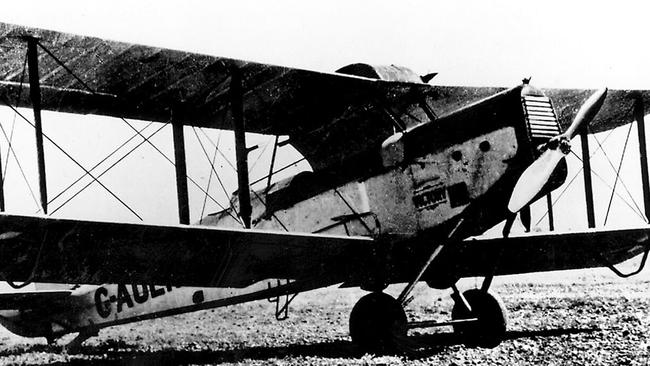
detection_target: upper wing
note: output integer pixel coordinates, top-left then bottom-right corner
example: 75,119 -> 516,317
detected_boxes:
0,290 -> 71,310
427,87 -> 650,136
0,214 -> 371,288
0,23 -> 430,172
436,228 -> 650,278
1,23 -> 649,174
545,88 -> 650,134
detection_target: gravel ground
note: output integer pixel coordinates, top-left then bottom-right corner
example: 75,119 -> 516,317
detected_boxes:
0,264 -> 649,365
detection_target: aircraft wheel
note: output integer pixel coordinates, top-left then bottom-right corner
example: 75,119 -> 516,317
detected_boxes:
451,289 -> 507,348
349,292 -> 407,352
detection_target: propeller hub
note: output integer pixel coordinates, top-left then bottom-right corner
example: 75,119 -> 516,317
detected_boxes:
507,88 -> 607,214
544,135 -> 571,155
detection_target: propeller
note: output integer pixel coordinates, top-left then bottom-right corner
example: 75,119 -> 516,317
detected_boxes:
507,88 -> 608,213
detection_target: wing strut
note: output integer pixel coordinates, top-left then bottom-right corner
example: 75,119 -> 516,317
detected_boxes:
265,135 -> 280,193
546,193 -> 554,231
25,36 -> 47,214
231,67 -> 252,228
172,120 -> 190,224
580,128 -> 596,228
634,98 -> 650,222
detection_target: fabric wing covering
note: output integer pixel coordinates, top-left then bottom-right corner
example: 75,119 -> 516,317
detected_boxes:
1,23 -> 649,176
0,214 -> 372,287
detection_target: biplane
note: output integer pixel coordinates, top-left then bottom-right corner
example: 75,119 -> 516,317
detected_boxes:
0,22 -> 648,352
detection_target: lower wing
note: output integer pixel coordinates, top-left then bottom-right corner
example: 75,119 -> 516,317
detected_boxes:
0,213 -> 646,289
0,214 -> 371,288
441,228 -> 650,278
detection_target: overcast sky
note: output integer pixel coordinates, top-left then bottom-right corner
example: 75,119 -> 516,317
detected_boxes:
0,1 -> 648,231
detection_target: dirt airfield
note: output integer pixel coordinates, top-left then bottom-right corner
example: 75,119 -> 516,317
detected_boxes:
0,262 -> 649,366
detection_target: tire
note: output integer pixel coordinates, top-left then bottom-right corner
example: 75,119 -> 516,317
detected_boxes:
349,292 -> 407,353
451,289 -> 507,348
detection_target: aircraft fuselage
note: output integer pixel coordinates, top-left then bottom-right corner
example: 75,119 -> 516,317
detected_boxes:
205,83 -> 566,288
0,279 -> 300,340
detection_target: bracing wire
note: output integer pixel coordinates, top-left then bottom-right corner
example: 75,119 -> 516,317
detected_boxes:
534,127 -> 646,226
198,128 -> 237,171
247,139 -> 272,174
36,41 -> 234,221
604,121 -> 635,225
192,128 -> 234,207
120,121 -> 232,217
588,119 -> 645,218
49,123 -> 168,215
199,130 -> 222,225
536,149 -> 646,225
535,155 -> 646,227
194,129 -> 293,229
250,157 -> 307,187
191,127 -> 241,224
581,131 -> 645,219
3,52 -> 28,182
199,127 -> 303,187
47,121 -> 154,206
0,118 -> 41,212
0,101 -> 143,220
585,157 -> 646,220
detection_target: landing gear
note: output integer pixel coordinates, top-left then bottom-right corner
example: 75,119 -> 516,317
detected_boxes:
451,288 -> 507,348
349,278 -> 507,352
349,292 -> 407,352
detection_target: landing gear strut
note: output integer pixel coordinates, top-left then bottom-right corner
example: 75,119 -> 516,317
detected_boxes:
451,288 -> 507,348
349,292 -> 407,352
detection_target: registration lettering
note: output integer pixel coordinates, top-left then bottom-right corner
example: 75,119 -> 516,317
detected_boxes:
94,284 -> 179,318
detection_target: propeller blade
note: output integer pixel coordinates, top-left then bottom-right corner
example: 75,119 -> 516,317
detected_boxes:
507,88 -> 608,214
508,149 -> 564,213
563,88 -> 608,139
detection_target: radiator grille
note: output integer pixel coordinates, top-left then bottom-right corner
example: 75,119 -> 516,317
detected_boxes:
522,95 -> 561,140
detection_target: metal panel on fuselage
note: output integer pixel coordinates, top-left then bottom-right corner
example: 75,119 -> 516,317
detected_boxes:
410,127 -> 518,232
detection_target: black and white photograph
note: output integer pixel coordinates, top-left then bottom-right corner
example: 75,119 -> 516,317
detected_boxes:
0,1 -> 649,364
